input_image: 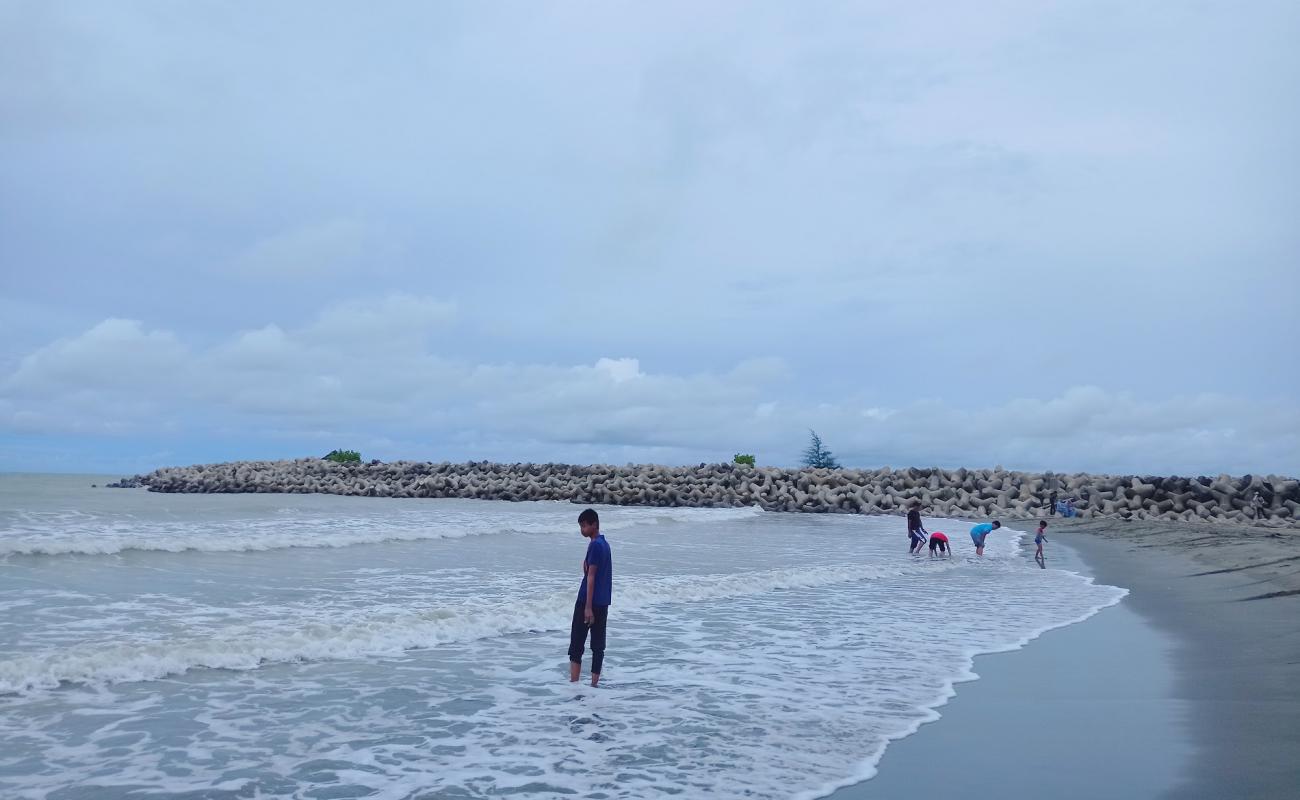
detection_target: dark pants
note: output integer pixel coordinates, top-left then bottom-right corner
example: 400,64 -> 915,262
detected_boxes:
568,600 -> 609,674
929,538 -> 947,554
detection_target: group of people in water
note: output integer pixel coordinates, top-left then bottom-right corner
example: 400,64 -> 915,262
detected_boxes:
566,504 -> 1055,686
906,502 -> 1048,561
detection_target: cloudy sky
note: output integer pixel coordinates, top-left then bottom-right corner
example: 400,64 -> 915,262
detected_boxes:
2,1 -> 1297,476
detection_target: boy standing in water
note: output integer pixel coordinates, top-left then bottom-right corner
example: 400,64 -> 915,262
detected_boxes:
569,508 -> 612,687
1034,521 -> 1048,560
906,502 -> 928,554
969,520 -> 1001,556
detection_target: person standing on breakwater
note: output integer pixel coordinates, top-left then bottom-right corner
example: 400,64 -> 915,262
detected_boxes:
907,502 -> 929,554
969,520 -> 1001,556
569,508 -> 612,687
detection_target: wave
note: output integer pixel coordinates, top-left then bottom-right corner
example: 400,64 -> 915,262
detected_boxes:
0,558 -> 907,694
0,504 -> 765,557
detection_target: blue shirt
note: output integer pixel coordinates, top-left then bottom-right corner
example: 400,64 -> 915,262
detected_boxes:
970,523 -> 994,538
578,534 -> 613,607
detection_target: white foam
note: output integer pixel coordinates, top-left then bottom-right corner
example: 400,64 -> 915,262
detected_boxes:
0,559 -> 913,694
0,503 -> 764,557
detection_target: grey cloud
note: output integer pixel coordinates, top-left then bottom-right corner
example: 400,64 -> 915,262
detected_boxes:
1,2 -> 1296,473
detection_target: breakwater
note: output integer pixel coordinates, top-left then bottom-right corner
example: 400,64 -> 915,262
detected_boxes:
127,459 -> 1298,526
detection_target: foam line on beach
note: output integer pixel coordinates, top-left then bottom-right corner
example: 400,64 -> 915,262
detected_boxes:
0,558 -> 926,694
797,547 -> 1129,800
0,504 -> 765,557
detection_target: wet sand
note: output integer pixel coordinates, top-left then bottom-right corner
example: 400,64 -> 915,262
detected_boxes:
1062,519 -> 1300,798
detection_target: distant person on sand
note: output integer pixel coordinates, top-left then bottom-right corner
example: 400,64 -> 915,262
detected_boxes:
969,520 -> 1001,556
1034,521 -> 1048,560
1056,496 -> 1077,518
906,502 -> 928,554
1048,490 -> 1058,516
1252,492 -> 1267,521
569,508 -> 612,687
928,531 -> 950,557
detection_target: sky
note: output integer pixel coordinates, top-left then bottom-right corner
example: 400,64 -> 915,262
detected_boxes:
1,1 -> 1297,477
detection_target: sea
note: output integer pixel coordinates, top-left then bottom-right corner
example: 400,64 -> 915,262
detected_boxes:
0,473 -> 1125,800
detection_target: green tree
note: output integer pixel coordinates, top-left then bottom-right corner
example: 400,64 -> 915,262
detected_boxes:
324,449 -> 362,463
733,453 -> 756,466
800,430 -> 840,469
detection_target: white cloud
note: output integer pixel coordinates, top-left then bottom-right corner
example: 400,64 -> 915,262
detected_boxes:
302,294 -> 456,352
594,358 -> 643,383
1,303 -> 1296,476
822,388 -> 1300,477
5,318 -> 188,392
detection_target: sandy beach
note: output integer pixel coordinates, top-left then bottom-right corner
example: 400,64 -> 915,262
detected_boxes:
835,517 -> 1300,799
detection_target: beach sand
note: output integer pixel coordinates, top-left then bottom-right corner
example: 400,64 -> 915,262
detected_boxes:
831,518 -> 1299,800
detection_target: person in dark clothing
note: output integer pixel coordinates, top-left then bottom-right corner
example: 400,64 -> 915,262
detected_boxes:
1048,490 -> 1058,515
906,502 -> 928,554
568,508 -> 612,687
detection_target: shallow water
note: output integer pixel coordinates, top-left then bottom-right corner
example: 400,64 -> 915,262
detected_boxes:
0,474 -> 1124,799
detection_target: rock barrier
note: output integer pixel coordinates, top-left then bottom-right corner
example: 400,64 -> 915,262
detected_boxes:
132,459 -> 1299,527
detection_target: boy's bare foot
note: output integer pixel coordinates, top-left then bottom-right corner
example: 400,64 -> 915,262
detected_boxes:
590,674 -> 600,687
570,662 -> 581,682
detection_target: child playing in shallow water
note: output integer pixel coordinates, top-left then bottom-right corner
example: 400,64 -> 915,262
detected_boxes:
1034,521 -> 1048,559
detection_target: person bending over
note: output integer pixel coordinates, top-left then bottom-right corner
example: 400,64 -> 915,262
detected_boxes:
969,520 -> 1001,557
928,531 -> 950,557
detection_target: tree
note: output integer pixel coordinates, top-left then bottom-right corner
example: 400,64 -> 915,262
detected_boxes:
800,429 -> 841,469
324,449 -> 362,463
733,453 -> 756,466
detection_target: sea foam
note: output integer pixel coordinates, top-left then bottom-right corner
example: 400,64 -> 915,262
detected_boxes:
0,503 -> 763,556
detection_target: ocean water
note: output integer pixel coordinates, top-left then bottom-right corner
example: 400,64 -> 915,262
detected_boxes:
0,474 -> 1125,800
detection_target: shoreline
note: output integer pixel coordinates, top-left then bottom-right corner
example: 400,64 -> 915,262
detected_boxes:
831,519 -> 1300,799
825,537 -> 1190,800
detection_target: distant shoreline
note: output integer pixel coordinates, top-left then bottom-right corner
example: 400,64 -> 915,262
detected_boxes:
100,458 -> 1299,527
